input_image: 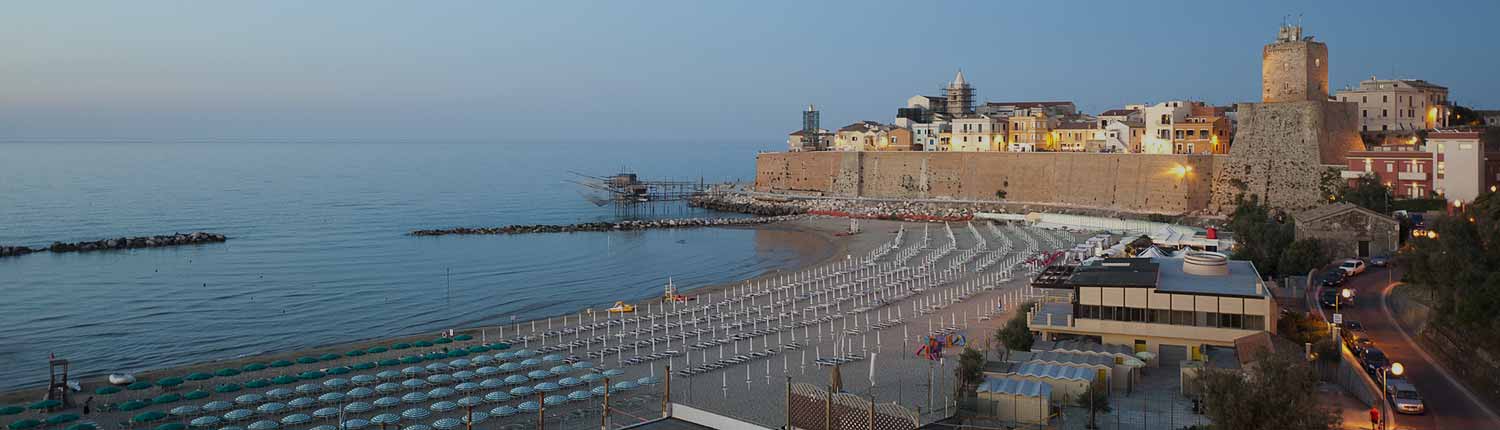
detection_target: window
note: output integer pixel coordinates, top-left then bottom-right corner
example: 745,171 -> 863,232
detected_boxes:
1363,96 -> 1368,103
1383,95 -> 1388,103
1387,162 -> 1394,173
1382,109 -> 1388,117
1362,110 -> 1367,117
1244,315 -> 1265,331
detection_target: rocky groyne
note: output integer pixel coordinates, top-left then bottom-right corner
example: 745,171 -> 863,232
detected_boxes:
409,215 -> 803,236
687,195 -> 807,216
0,232 -> 228,258
694,192 -> 1223,227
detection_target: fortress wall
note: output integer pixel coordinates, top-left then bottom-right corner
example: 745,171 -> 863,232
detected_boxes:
755,151 -> 1219,214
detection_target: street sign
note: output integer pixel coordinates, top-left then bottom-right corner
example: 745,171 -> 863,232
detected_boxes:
1332,313 -> 1343,325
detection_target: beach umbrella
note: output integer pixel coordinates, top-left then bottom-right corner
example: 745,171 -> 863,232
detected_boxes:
450,370 -> 474,381
185,372 -> 214,382
322,378 -> 349,389
7,419 -> 40,430
184,390 -> 210,400
243,379 -> 271,389
567,390 -> 592,401
464,345 -> 487,354
375,383 -> 400,394
154,423 -> 185,430
525,370 -> 551,380
611,380 -> 638,391
346,349 -> 367,358
549,365 -> 572,375
516,401 -> 539,412
459,411 -> 488,425
570,361 -> 594,370
428,401 -> 456,413
471,355 -> 494,364
44,413 -> 79,425
366,346 -> 388,354
445,349 -> 468,357
426,387 -> 455,399
350,375 -> 377,385
270,376 -> 297,385
190,416 -> 222,428
64,423 -> 96,430
474,367 -> 498,377
94,386 -> 122,395
423,363 -> 448,373
478,379 -> 504,390
286,398 -> 314,410
494,352 -> 515,361
399,408 -> 429,420
502,375 -> 528,385
513,349 -> 535,358
372,397 -> 400,409
169,405 -> 199,416
343,419 -> 370,430
155,377 -> 185,388
400,367 -> 424,376
325,367 -> 351,376
308,426 -> 336,430
128,381 -> 154,391
421,352 -> 445,361
28,400 -> 61,410
234,394 -> 264,405
222,409 -> 254,422
214,368 -> 241,378
557,377 -> 582,387
391,343 -> 411,351
601,369 -> 625,377
214,384 -> 242,394
117,400 -> 148,411
533,382 -> 560,392
453,382 -> 478,393
400,379 -> 425,390
313,407 -> 340,419
317,353 -> 340,361
489,405 -> 518,417
519,359 -> 542,368
202,401 -> 234,412
376,371 -> 401,380
542,395 -> 566,406
295,357 -> 318,365
401,425 -> 431,430
541,354 -> 564,363
637,376 -> 661,386
590,386 -> 607,396
242,363 -> 268,372
132,411 -> 168,423
266,388 -> 294,398
507,386 -> 534,397
369,413 -> 400,425
316,392 -> 345,404
245,420 -> 278,430
152,393 -> 182,405
351,362 -> 377,371
377,359 -> 400,367
496,363 -> 521,373
414,340 -> 435,348
482,391 -> 510,403
217,426 -> 246,430
256,402 -> 287,415
295,383 -> 321,394
431,418 -> 461,430
455,396 -> 482,407
343,402 -> 373,414
447,359 -> 470,368
400,392 -> 427,404
579,373 -> 603,384
423,374 -> 452,385
346,387 -> 374,399
297,371 -> 325,381
268,360 -> 293,368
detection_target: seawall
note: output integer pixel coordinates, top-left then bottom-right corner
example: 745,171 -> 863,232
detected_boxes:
0,232 -> 227,258
754,151 -> 1221,214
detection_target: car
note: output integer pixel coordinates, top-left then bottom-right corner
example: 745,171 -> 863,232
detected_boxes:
1370,253 -> 1393,267
1361,347 -> 1390,375
1385,379 -> 1425,414
1319,290 -> 1340,308
1318,270 -> 1346,287
1338,259 -> 1367,276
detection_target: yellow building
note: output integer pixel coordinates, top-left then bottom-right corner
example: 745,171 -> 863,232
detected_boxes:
951,115 -> 1008,151
1049,122 -> 1097,152
1008,112 -> 1056,151
834,121 -> 912,151
1171,105 -> 1232,154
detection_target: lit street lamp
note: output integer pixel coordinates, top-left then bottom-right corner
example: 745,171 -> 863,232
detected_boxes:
1380,362 -> 1404,430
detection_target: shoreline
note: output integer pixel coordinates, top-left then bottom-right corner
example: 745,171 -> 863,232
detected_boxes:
0,216 -> 875,404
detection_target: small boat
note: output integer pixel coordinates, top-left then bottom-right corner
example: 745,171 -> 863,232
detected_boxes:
108,373 -> 137,385
606,302 -> 635,313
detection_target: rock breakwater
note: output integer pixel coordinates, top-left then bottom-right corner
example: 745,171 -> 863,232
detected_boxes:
409,215 -> 803,236
0,232 -> 228,258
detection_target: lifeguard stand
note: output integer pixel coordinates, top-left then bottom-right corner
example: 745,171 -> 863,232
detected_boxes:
46,358 -> 70,406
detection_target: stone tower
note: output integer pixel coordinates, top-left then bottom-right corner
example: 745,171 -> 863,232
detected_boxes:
1261,24 -> 1329,103
945,70 -> 975,116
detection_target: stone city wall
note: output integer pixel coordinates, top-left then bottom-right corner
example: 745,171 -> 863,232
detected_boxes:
755,151 -> 1220,214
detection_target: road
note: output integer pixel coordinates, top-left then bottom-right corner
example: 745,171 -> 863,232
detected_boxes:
1317,265 -> 1500,429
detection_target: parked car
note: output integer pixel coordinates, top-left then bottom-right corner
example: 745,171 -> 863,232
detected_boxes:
1361,347 -> 1390,375
1339,259 -> 1367,276
1385,378 -> 1426,414
1319,270 -> 1346,287
1319,289 -> 1341,308
1370,253 -> 1393,267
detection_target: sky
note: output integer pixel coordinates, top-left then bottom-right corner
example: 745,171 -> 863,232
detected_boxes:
2,0 -> 1496,143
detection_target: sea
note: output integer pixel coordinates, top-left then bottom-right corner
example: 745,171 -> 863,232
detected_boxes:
0,141 -> 818,391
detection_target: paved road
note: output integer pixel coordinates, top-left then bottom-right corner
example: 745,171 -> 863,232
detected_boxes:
1318,266 -> 1500,429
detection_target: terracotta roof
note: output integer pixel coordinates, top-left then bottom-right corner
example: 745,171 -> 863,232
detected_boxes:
1099,109 -> 1137,116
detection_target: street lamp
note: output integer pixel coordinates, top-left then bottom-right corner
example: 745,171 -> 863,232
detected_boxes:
1380,362 -> 1404,430
1333,288 -> 1352,341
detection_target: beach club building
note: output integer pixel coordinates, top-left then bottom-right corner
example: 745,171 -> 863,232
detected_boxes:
1027,253 -> 1277,366
975,377 -> 1053,426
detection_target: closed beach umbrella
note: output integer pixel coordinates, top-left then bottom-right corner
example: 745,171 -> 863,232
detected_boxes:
28,400 -> 61,410
268,360 -> 293,369
242,363 -> 268,372
132,411 -> 168,423
117,400 -> 148,411
286,398 -> 314,410
294,383 -> 321,394
313,407 -> 340,419
424,374 -> 452,385
557,377 -> 582,387
94,386 -> 122,395
255,402 -> 287,415
202,401 -> 234,412
214,383 -> 242,394
400,367 -> 424,376
369,413 -> 400,425
516,401 -> 539,412
316,392 -> 345,404
343,419 -> 370,430
152,393 -> 181,405
154,423 -> 185,430
128,381 -> 154,391
464,346 -> 485,355
399,408 -> 429,420
245,420 -> 277,430
567,390 -> 592,401
426,387 -> 455,399
343,402 -> 373,414
474,367 -> 498,377
415,340 -> 435,348
325,367 -> 351,376
482,391 -> 510,403
185,373 -> 214,382
169,405 -> 199,416
295,357 -> 318,365
400,379 -> 425,390
525,370 -> 551,380
455,396 -> 482,407
222,409 -> 253,422
270,376 -> 297,385
496,363 -> 521,373
317,353 -> 340,361
488,406 -> 517,417
453,334 -> 472,341
445,349 -> 468,357
375,383 -> 400,394
156,377 -> 185,388
450,370 -> 475,381
377,371 -> 401,380
447,359 -> 470,368
502,375 -> 528,386
346,387 -> 374,399
322,378 -> 349,389
214,368 -> 241,378
244,379 -> 271,389
428,401 -> 456,413
542,395 -> 566,406
421,352 -> 445,361
372,397 -> 400,409
266,388 -> 293,398
478,379 -> 503,390
190,416 -> 222,428
352,362 -> 377,371
184,390 -> 210,400
234,394 -> 263,405
45,413 -> 79,425
297,371 -> 325,381
453,382 -> 478,393
400,392 -> 427,404
431,418 -> 461,430
508,386 -> 534,397
7,420 -> 40,430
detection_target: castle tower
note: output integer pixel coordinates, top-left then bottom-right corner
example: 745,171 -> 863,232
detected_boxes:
944,70 -> 974,116
1261,24 -> 1329,103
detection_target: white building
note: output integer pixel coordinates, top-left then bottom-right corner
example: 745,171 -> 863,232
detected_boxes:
1335,77 -> 1449,133
1141,101 -> 1201,154
950,115 -> 1007,151
912,121 -> 950,151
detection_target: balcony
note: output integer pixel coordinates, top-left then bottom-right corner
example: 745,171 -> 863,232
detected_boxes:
1398,171 -> 1428,181
1340,170 -> 1371,179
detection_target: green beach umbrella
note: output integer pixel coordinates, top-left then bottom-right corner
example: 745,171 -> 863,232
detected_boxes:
117,400 -> 148,411
131,411 -> 167,423
185,372 -> 213,381
296,371 -> 324,380
488,343 -> 510,350
155,377 -> 184,388
351,362 -> 377,370
377,359 -> 400,367
295,357 -> 318,365
447,349 -> 469,357
214,383 -> 243,393
244,379 -> 271,389
154,423 -> 185,430
7,419 -> 40,430
214,368 -> 241,378
465,345 -> 489,353
45,414 -> 79,425
271,375 -> 297,385
325,367 -> 350,375
453,334 -> 472,341
413,341 -> 434,348
152,393 -> 181,405
0,406 -> 22,416
268,360 -> 293,368
422,352 -> 444,361
183,390 -> 210,400
242,363 -> 268,372
127,381 -> 154,391
94,386 -> 122,395
27,400 -> 60,410
398,356 -> 421,365
366,346 -> 388,354
344,350 -> 365,358
317,353 -> 339,361
391,343 -> 410,350
64,423 -> 97,430
433,338 -> 452,345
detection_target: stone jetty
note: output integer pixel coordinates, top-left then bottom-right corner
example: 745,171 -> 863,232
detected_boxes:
409,215 -> 803,236
0,232 -> 228,258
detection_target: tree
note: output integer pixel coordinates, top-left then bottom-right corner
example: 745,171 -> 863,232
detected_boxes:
994,302 -> 1036,355
1195,351 -> 1340,430
955,347 -> 985,398
1278,238 -> 1330,277
1336,173 -> 1393,214
1123,235 -> 1154,257
1075,378 -> 1110,429
1228,195 -> 1295,276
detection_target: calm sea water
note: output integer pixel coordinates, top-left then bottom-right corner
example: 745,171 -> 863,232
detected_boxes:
0,141 -> 813,390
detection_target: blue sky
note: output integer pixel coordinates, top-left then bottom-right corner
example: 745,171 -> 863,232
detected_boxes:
2,1 -> 1495,143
